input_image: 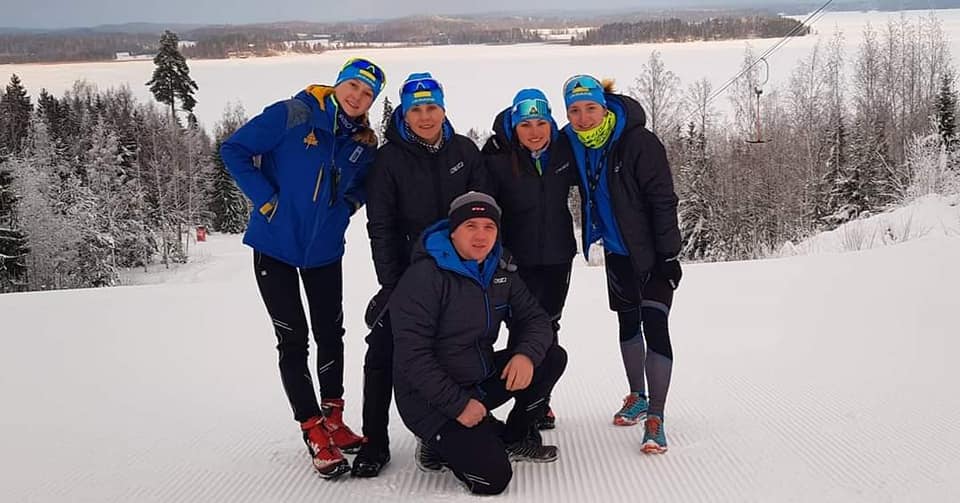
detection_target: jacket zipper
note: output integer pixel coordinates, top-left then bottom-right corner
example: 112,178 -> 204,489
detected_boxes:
478,290 -> 491,378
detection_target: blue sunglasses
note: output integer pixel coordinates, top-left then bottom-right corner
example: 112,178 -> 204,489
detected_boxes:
513,98 -> 551,119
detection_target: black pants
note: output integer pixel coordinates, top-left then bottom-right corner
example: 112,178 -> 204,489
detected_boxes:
360,311 -> 394,450
253,251 -> 345,423
429,345 -> 568,495
515,262 -> 573,340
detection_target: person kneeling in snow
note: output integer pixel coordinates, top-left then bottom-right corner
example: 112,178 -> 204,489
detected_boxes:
391,191 -> 568,495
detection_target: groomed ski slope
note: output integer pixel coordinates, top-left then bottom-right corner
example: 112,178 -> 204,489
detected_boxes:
2,210 -> 959,502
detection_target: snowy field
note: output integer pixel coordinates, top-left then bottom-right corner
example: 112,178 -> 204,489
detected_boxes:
2,201 -> 960,501
3,9 -> 960,134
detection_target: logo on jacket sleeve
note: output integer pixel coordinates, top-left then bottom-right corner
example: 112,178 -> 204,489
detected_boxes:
450,161 -> 464,175
556,162 -> 570,173
493,276 -> 508,285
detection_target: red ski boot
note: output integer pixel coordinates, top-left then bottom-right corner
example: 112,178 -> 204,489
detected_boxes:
300,416 -> 350,479
321,399 -> 365,453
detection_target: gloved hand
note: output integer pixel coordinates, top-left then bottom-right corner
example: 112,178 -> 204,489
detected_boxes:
655,254 -> 682,290
364,287 -> 394,329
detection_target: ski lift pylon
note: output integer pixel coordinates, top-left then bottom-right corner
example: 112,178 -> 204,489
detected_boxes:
746,57 -> 771,144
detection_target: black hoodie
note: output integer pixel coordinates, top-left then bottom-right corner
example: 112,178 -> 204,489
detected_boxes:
481,109 -> 578,267
365,109 -> 487,289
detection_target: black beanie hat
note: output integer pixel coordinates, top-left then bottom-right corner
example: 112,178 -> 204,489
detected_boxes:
448,191 -> 501,232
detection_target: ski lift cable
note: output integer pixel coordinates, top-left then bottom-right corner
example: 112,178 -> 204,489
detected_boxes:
669,0 -> 835,132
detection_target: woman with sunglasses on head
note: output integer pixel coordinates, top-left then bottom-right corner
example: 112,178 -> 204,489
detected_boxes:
220,58 -> 386,479
481,89 -> 577,432
561,75 -> 682,455
354,72 -> 487,477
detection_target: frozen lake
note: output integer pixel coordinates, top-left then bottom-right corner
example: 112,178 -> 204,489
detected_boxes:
3,8 -> 960,133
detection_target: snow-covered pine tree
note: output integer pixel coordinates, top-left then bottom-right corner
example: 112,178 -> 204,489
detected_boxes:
0,163 -> 28,292
210,104 -> 249,233
935,71 -> 958,151
146,30 -> 198,121
0,74 -> 33,155
379,96 -> 393,146
12,116 -> 81,289
814,110 -> 849,230
677,122 -> 719,261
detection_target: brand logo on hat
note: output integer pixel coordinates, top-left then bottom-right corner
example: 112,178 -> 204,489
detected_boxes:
571,81 -> 592,95
471,206 -> 486,212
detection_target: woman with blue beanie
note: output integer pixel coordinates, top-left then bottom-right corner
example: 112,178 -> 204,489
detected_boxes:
561,74 -> 682,454
481,89 -> 577,431
221,57 -> 385,479
354,71 -> 487,477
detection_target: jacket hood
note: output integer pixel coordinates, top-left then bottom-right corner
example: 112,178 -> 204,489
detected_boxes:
605,92 -> 647,135
411,220 -> 502,288
295,85 -> 377,145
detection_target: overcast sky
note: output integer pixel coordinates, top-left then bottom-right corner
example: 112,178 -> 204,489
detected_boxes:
4,0 -> 770,29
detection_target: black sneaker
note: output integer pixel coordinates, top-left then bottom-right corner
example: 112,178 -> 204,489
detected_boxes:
506,438 -> 558,463
350,443 -> 390,478
415,438 -> 448,472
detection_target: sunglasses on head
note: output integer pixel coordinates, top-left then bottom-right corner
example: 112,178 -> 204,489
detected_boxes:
513,98 -> 551,119
343,58 -> 385,84
401,77 -> 443,95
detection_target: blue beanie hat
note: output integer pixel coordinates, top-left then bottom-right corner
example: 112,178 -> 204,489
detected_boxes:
336,57 -> 386,99
510,88 -> 552,128
562,74 -> 606,110
400,72 -> 445,113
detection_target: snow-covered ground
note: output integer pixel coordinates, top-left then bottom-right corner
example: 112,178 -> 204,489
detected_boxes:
3,9 -> 960,133
781,193 -> 960,256
2,203 -> 959,502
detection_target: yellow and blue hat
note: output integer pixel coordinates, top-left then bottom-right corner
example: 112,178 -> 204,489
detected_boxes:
562,74 -> 606,110
400,72 -> 445,113
336,57 -> 386,99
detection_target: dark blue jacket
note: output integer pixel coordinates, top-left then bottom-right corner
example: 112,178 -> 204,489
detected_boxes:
564,93 -> 681,275
481,108 -> 578,267
221,85 -> 377,268
392,220 -> 553,440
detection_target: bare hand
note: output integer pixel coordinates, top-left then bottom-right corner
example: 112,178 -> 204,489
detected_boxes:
456,398 -> 487,428
501,353 -> 534,391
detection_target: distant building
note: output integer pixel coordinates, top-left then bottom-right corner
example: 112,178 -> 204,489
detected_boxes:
115,52 -> 152,61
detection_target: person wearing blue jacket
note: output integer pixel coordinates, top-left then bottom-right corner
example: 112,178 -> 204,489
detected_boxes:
562,75 -> 682,454
220,57 -> 385,479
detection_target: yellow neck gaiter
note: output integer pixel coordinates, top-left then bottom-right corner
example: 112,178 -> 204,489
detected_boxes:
575,111 -> 616,149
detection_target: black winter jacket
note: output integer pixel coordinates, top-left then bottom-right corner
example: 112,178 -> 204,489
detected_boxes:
481,109 -> 578,267
366,110 -> 486,288
566,93 -> 681,276
392,220 -> 553,440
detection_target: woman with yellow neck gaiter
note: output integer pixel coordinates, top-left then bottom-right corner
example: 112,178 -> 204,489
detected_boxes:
561,73 -> 683,456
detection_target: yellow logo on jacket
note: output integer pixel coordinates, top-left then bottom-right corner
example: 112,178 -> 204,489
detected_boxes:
304,131 -> 318,148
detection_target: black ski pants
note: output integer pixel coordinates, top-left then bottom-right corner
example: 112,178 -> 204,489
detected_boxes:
253,251 -> 346,423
